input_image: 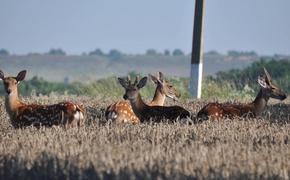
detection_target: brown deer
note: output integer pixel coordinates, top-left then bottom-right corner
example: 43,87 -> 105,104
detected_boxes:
0,70 -> 85,128
105,72 -> 181,124
197,68 -> 287,121
118,75 -> 190,123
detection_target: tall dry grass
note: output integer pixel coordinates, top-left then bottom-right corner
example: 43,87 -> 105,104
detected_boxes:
0,95 -> 290,179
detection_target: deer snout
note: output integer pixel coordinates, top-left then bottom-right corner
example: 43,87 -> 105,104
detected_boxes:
6,89 -> 11,95
280,93 -> 287,100
123,94 -> 128,100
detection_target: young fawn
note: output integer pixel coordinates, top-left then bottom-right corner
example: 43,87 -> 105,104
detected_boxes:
118,76 -> 190,123
105,72 -> 181,124
197,68 -> 287,121
0,70 -> 85,128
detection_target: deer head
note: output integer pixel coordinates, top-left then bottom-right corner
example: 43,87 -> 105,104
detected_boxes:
149,72 -> 181,101
118,76 -> 148,101
257,67 -> 286,100
0,70 -> 26,95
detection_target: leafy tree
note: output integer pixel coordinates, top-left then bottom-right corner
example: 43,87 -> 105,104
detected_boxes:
47,48 -> 66,56
206,50 -> 220,55
0,49 -> 9,56
27,52 -> 41,56
245,51 -> 257,56
172,49 -> 184,56
146,49 -> 158,56
227,50 -> 257,56
89,48 -> 104,56
108,49 -> 122,60
164,49 -> 170,56
227,50 -> 239,56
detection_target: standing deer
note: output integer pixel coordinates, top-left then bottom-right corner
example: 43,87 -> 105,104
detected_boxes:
118,75 -> 190,123
197,68 -> 287,121
105,72 -> 181,124
0,70 -> 85,128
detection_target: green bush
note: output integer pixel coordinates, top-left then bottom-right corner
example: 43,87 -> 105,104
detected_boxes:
209,59 -> 290,94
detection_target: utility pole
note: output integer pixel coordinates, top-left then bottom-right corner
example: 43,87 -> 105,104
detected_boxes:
189,0 -> 205,98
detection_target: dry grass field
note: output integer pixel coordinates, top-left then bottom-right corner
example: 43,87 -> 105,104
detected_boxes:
0,95 -> 290,179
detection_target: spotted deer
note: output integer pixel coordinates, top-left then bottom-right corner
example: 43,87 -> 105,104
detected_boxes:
118,76 -> 190,123
0,70 -> 85,128
197,68 -> 287,121
105,72 -> 181,124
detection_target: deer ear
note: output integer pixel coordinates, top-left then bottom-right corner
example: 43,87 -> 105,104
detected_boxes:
258,75 -> 269,89
137,77 -> 148,89
16,70 -> 26,82
0,70 -> 4,80
118,77 -> 128,88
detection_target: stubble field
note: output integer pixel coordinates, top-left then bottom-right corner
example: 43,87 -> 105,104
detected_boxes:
0,95 -> 290,179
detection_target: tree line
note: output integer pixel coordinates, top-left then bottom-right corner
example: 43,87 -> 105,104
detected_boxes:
0,48 -> 186,58
0,48 -> 260,58
0,58 -> 289,97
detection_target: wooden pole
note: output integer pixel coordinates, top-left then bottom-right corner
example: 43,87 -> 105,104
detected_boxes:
189,0 -> 205,98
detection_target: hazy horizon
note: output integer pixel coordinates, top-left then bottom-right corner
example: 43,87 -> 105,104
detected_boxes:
1,0 -> 289,56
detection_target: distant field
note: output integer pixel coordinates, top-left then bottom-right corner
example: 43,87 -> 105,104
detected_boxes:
0,95 -> 290,179
0,53 -> 259,82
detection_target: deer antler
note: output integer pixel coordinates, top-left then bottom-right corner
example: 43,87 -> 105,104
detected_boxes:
127,75 -> 131,85
263,67 -> 272,84
134,75 -> 140,85
158,72 -> 164,82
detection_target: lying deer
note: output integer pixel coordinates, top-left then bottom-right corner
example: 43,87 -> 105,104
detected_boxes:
0,70 -> 85,128
118,76 -> 190,123
105,72 -> 181,124
197,68 -> 287,121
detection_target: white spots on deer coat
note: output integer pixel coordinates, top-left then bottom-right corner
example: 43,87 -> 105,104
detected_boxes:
13,102 -> 85,128
106,101 -> 140,124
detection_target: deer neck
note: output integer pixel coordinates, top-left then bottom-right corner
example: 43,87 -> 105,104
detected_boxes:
149,87 -> 165,106
251,89 -> 269,115
5,89 -> 23,118
128,93 -> 148,119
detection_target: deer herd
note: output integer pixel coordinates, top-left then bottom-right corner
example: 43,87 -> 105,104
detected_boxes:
0,68 -> 287,128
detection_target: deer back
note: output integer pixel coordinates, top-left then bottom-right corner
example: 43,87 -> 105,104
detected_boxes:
139,105 -> 190,123
12,102 -> 85,128
197,102 -> 256,121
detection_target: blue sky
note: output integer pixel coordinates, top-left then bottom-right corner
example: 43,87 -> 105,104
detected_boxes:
0,0 -> 289,55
